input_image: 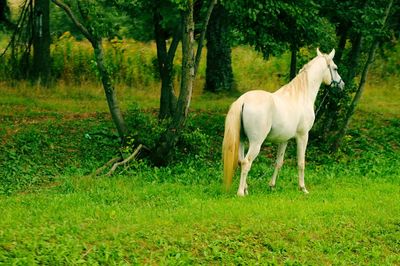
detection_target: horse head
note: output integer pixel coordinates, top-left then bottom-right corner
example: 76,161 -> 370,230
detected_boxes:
317,48 -> 345,90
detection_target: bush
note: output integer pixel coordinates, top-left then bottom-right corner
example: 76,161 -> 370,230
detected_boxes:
124,104 -> 215,163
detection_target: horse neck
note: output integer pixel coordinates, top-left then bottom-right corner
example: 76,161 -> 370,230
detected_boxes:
304,58 -> 326,104
277,57 -> 325,105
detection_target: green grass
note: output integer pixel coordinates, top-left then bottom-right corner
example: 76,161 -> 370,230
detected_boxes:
1,175 -> 399,264
1,43 -> 400,264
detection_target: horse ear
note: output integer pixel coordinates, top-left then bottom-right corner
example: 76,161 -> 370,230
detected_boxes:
328,49 -> 335,59
316,48 -> 323,57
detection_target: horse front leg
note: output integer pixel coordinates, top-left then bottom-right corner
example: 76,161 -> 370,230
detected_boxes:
269,142 -> 288,189
296,133 -> 309,194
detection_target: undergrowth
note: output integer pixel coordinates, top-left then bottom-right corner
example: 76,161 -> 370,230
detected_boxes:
0,112 -> 118,194
1,96 -> 399,195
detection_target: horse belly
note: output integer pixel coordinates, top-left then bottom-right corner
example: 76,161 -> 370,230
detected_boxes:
266,103 -> 300,142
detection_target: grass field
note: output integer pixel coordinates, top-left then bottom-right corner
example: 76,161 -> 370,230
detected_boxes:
1,45 -> 400,264
1,176 -> 399,264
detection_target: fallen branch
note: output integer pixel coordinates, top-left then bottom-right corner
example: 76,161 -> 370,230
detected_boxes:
94,156 -> 122,176
105,144 -> 143,176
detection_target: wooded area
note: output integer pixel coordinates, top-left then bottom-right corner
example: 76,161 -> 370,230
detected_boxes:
1,0 -> 399,163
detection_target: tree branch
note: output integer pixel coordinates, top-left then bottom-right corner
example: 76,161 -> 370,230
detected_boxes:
194,0 -> 217,77
106,144 -> 143,176
94,156 -> 122,176
167,28 -> 181,65
153,5 -> 168,73
51,0 -> 94,43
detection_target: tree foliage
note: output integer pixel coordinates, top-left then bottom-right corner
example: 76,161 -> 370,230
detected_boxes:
224,0 -> 335,59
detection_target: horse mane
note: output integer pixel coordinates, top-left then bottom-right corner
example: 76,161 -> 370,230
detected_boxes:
299,54 -> 332,73
278,55 -> 326,96
279,66 -> 309,96
299,55 -> 322,73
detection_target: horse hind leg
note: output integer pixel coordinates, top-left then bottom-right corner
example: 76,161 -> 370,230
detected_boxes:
237,142 -> 262,197
269,142 -> 288,189
238,141 -> 245,165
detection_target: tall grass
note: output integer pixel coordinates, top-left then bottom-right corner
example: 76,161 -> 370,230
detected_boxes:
1,33 -> 292,94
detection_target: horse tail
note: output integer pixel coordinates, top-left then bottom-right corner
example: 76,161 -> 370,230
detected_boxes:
222,99 -> 243,190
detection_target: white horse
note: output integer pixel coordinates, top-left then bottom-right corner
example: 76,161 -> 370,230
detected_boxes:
222,48 -> 344,196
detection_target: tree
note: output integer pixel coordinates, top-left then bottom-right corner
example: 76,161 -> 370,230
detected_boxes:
32,0 -> 51,84
117,0 -> 215,119
0,0 -> 15,31
110,0 -> 215,163
313,0 -> 399,151
51,0 -> 127,142
331,0 -> 396,151
152,0 -> 180,119
151,0 -> 216,165
314,0 -> 368,141
204,1 -> 234,93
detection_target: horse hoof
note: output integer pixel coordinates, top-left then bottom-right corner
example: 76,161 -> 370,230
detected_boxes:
237,190 -> 246,197
300,187 -> 309,194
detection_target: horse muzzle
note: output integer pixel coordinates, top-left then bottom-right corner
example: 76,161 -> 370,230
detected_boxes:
338,80 -> 345,90
330,79 -> 344,90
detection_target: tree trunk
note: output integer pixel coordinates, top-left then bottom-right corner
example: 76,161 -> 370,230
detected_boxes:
152,1 -> 195,166
204,2 -> 233,92
0,0 -> 15,30
158,60 -> 177,119
335,22 -> 348,66
345,33 -> 363,83
174,4 -> 195,126
289,44 -> 297,80
33,0 -> 50,85
92,40 -> 127,142
153,3 -> 178,119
